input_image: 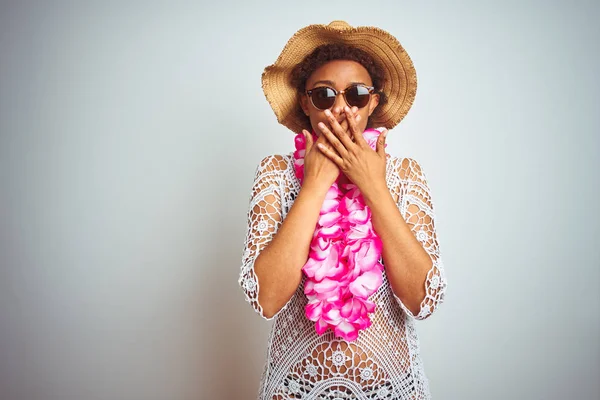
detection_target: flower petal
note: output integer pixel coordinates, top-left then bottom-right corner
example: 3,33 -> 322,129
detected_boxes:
305,300 -> 323,321
349,270 -> 383,298
315,317 -> 329,335
334,320 -> 359,341
319,211 -> 342,227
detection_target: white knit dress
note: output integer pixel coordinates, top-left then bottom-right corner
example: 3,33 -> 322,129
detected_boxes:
239,153 -> 447,400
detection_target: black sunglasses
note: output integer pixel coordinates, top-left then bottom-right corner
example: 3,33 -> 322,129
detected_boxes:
305,84 -> 375,111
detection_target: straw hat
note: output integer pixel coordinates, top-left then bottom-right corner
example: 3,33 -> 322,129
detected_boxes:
261,20 -> 417,134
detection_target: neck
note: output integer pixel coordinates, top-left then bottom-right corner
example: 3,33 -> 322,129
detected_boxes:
338,173 -> 351,186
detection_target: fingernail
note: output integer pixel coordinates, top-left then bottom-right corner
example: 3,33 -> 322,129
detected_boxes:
356,115 -> 361,122
324,109 -> 331,116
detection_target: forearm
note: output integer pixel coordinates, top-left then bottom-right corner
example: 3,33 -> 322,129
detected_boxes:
254,182 -> 328,318
362,183 -> 432,315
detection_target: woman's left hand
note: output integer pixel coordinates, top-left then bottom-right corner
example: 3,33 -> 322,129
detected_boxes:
317,106 -> 389,197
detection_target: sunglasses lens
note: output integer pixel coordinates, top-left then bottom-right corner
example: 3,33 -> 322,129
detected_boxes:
311,87 -> 336,110
345,85 -> 371,108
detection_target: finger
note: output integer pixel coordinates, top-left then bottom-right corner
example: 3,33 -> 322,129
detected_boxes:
314,132 -> 330,149
344,106 -> 367,148
354,113 -> 362,138
317,142 -> 344,167
376,129 -> 388,156
303,129 -> 314,153
318,120 -> 349,158
324,109 -> 354,150
344,108 -> 358,140
336,110 -> 349,136
339,115 -> 349,133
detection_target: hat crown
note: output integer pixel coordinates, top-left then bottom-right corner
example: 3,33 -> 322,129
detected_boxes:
327,20 -> 352,30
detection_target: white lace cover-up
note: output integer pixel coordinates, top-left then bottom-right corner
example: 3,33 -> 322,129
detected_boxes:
239,153 -> 447,400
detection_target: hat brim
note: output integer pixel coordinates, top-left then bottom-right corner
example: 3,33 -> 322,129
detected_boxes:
262,22 -> 417,134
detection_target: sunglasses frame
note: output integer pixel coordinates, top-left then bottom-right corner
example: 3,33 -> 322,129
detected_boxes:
305,84 -> 375,111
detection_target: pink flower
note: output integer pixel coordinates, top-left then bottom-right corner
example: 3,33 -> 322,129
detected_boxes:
347,220 -> 376,241
352,313 -> 373,331
321,199 -> 339,213
313,278 -> 343,302
315,316 -> 329,335
318,225 -> 343,239
347,207 -> 370,225
305,298 -> 323,320
349,269 -> 383,298
340,195 -> 363,215
334,320 -> 359,341
312,244 -> 346,281
321,186 -> 341,213
362,128 -> 385,150
340,297 -> 363,320
302,257 -> 322,280
322,307 -> 342,326
318,210 -> 342,227
310,237 -> 332,260
349,239 -> 382,273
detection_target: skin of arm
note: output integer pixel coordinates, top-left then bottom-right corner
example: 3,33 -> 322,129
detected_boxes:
253,180 -> 327,319
360,181 -> 432,316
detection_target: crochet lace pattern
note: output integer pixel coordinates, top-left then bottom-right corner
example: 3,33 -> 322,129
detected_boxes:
239,152 -> 447,400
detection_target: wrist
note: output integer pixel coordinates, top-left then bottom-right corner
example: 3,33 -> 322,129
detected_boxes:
301,177 -> 333,196
361,181 -> 391,207
295,181 -> 330,214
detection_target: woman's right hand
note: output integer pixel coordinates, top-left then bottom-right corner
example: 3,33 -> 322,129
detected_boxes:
302,107 -> 360,191
301,129 -> 340,191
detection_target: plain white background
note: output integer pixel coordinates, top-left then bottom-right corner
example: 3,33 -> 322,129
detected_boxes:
1,1 -> 599,399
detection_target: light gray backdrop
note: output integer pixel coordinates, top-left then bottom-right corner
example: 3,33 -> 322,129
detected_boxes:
1,1 -> 598,399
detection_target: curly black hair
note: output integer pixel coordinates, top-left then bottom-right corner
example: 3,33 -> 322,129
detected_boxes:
290,43 -> 388,128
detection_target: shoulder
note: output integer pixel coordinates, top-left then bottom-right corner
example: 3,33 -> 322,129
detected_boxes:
255,153 -> 294,174
388,156 -> 428,183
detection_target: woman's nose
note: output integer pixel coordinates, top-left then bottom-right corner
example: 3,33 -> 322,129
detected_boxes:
331,94 -> 346,118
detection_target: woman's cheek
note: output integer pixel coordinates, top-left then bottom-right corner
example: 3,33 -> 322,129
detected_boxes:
358,112 -> 369,130
311,116 -> 328,134
310,118 -> 323,135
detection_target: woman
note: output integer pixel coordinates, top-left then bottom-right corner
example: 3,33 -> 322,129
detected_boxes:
239,21 -> 447,400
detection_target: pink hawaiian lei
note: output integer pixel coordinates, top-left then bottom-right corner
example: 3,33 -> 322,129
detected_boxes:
293,128 -> 385,341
